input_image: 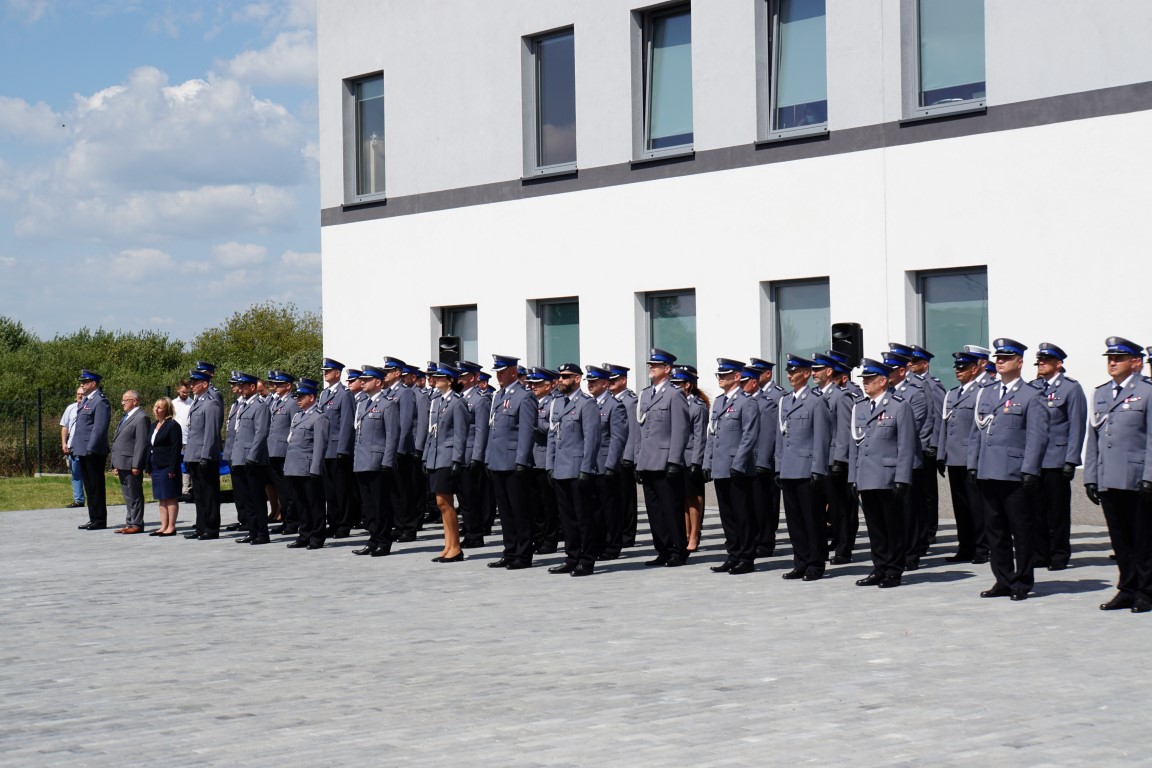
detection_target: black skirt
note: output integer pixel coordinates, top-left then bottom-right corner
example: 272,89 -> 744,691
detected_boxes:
684,472 -> 705,497
151,470 -> 181,500
427,466 -> 455,494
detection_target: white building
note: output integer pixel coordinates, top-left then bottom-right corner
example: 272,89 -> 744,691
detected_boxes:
318,0 -> 1152,381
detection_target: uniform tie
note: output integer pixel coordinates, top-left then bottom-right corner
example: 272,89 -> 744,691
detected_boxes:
1114,383 -> 1122,400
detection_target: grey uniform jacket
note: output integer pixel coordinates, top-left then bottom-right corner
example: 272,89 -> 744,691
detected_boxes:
318,383 -> 354,459
386,383 -> 419,457
593,391 -> 628,474
353,392 -> 399,472
847,394 -> 918,490
704,389 -> 760,479
485,381 -> 536,471
775,388 -> 831,479
184,391 -> 223,463
967,379 -> 1050,481
266,395 -> 300,459
284,407 -> 329,477
546,391 -> 601,480
111,409 -> 150,471
635,383 -> 690,471
892,377 -> 933,452
231,397 -> 271,466
222,400 -> 239,461
424,392 -> 468,470
916,372 -> 946,454
463,387 -> 492,464
412,385 -> 431,454
755,385 -> 786,470
825,385 -> 855,467
684,394 -> 708,468
936,382 -> 979,467
532,393 -> 554,470
1083,376 -> 1152,490
616,389 -> 639,464
72,390 -> 111,457
1030,373 -> 1087,468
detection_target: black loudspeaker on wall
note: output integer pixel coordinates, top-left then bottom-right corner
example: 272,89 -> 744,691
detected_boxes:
831,322 -> 864,368
438,336 -> 461,365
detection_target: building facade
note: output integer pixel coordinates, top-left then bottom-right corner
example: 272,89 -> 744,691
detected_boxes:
318,0 -> 1152,379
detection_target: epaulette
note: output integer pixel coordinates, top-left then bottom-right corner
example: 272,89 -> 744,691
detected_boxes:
1144,376 -> 1152,385
1025,381 -> 1044,391
977,379 -> 998,388
1064,376 -> 1077,384
891,395 -> 905,402
811,388 -> 823,396
1096,381 -> 1114,390
851,393 -> 868,404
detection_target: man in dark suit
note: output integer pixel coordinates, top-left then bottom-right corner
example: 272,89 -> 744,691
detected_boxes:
111,390 -> 150,534
74,370 -> 112,531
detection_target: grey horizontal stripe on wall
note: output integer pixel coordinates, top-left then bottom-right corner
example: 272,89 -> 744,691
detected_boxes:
321,80 -> 1152,227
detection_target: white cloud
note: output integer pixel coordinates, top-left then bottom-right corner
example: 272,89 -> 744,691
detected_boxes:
280,249 -> 319,268
213,241 -> 267,265
0,256 -> 15,268
108,248 -> 174,281
223,28 -> 316,87
0,96 -> 66,142
6,0 -> 50,23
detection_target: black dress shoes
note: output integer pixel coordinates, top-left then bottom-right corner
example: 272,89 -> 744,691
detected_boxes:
434,553 -> 464,563
1100,592 -> 1135,611
461,537 -> 484,549
878,575 -> 902,589
980,584 -> 1012,598
333,528 -> 352,539
224,523 -> 243,532
549,562 -> 576,574
505,560 -> 531,570
644,556 -> 670,567
306,542 -> 324,550
571,564 -> 594,577
287,541 -> 309,549
67,501 -> 85,509
198,533 -> 219,540
755,547 -> 775,558
710,559 -> 735,573
1010,589 -> 1029,601
236,535 -> 254,543
488,558 -> 510,568
1048,562 -> 1068,571
534,543 -> 558,555
728,560 -> 755,575
971,554 -> 989,565
184,531 -> 202,539
597,551 -> 621,561
370,548 -> 391,557
856,573 -> 882,586
1132,598 -> 1152,613
354,546 -> 376,555
829,555 -> 852,565
395,532 -> 417,543
77,520 -> 101,529
944,553 -> 973,563
905,559 -> 920,571
664,557 -> 687,567
781,568 -> 805,580
802,571 -> 823,581
249,536 -> 270,545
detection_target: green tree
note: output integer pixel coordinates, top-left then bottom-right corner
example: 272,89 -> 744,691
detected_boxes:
189,301 -> 323,381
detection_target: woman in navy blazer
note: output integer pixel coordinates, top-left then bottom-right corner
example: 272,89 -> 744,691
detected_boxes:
148,397 -> 184,536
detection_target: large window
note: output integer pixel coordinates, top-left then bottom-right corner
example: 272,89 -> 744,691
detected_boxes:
769,0 -> 827,135
539,300 -> 580,369
647,290 -> 696,369
642,5 -> 693,157
442,306 -> 478,364
351,74 -> 385,200
919,268 -> 988,378
917,0 -> 985,110
528,29 -> 577,175
772,279 -> 830,371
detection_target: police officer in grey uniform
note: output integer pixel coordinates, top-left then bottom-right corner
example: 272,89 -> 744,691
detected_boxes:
351,365 -> 399,557
1030,343 -> 1086,571
636,349 -> 692,567
183,368 -> 224,539
750,358 -> 786,556
776,354 -> 831,580
1085,337 -> 1152,612
457,361 -> 492,548
318,358 -> 356,538
73,370 -> 112,530
382,357 -> 421,541
346,369 -> 365,403
526,367 -> 560,553
605,363 -> 639,548
936,351 -> 989,564
285,379 -> 330,550
231,372 -> 272,544
882,350 -> 932,569
424,364 -> 469,563
545,364 -> 602,576
813,352 -> 858,564
705,360 -> 761,574
585,366 -> 627,560
485,354 -> 538,570
673,367 -> 709,553
221,372 -> 244,531
902,344 -> 945,545
848,359 -> 918,588
266,371 -> 299,535
968,338 -> 1050,601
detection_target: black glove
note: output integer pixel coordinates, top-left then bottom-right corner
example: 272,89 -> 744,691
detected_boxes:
892,482 -> 908,502
382,464 -> 393,473
849,482 -> 857,495
621,459 -> 635,472
469,459 -> 483,475
687,464 -> 702,483
774,473 -> 783,486
606,467 -> 617,479
756,465 -> 769,477
1021,473 -> 1039,489
830,460 -> 847,477
666,462 -> 682,478
811,472 -> 825,487
936,459 -> 946,478
451,461 -> 463,479
966,469 -> 978,486
546,469 -> 555,484
421,463 -> 429,476
1140,480 -> 1152,502
1085,483 -> 1101,506
337,452 -> 348,461
413,450 -> 423,463
579,471 -> 593,483
1061,462 -> 1076,480
924,447 -> 937,460
703,468 -> 713,483
309,472 -> 321,479
199,458 -> 209,468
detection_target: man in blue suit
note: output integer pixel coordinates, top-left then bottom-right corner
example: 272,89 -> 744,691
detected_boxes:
705,360 -> 761,575
968,338 -> 1050,601
485,354 -> 537,570
1085,337 -> 1152,612
73,370 -> 111,530
636,348 -> 691,567
545,364 -> 602,576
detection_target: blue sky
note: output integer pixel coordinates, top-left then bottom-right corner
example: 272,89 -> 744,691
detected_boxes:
0,0 -> 319,340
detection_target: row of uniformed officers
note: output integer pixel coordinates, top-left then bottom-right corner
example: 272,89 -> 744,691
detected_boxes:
70,334 -> 1152,612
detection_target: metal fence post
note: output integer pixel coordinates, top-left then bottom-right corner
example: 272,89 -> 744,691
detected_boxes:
22,413 -> 28,476
36,388 -> 43,475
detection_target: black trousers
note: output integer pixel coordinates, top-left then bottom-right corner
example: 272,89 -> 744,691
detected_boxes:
753,467 -> 780,554
978,479 -> 1035,591
619,464 -> 638,547
555,476 -> 597,567
715,472 -> 757,562
946,465 -> 986,558
781,477 -> 825,576
529,469 -> 560,548
1101,489 -> 1152,600
268,457 -> 297,531
79,453 -> 108,525
1035,468 -> 1072,567
232,464 -> 269,536
640,469 -> 687,561
291,474 -> 326,546
490,470 -> 533,563
323,455 -> 356,533
860,489 -> 905,578
190,459 -> 220,534
594,473 -> 621,556
922,451 -> 939,540
459,461 -> 489,537
391,453 -> 421,536
356,469 -> 394,551
908,465 -> 935,558
826,466 -> 858,560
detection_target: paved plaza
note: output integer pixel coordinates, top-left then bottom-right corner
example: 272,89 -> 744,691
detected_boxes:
2,502 -> 1150,767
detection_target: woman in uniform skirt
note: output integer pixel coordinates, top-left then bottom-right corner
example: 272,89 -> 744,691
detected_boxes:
673,367 -> 710,552
425,364 -> 469,562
